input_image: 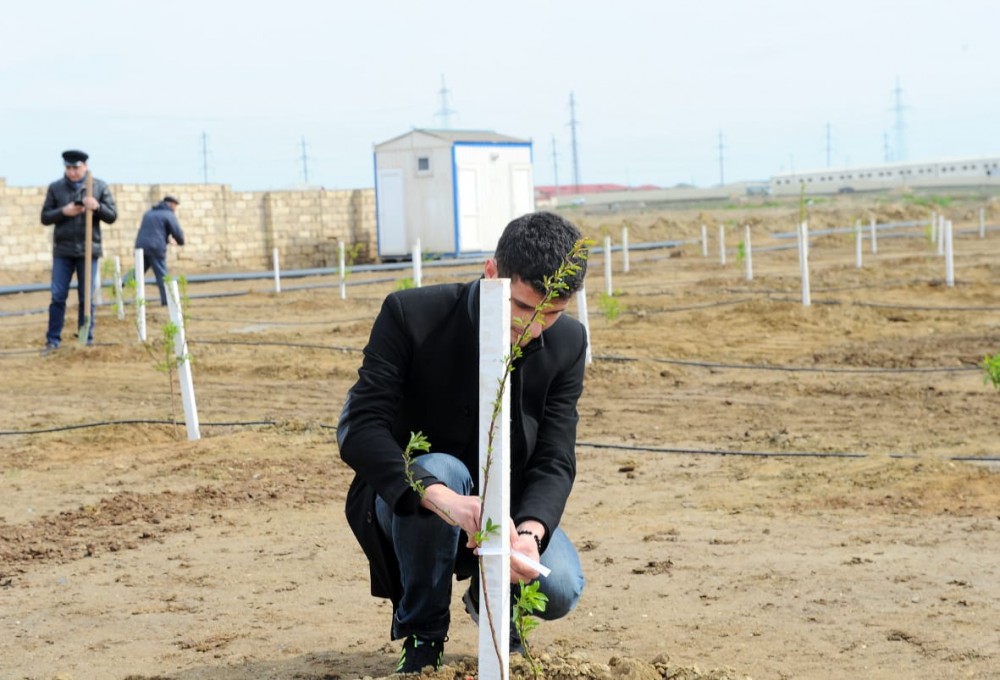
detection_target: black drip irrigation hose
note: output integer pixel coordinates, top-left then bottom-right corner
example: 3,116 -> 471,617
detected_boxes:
0,419 -> 279,436
576,441 -> 1000,463
192,338 -> 363,353
2,419 -> 997,463
594,354 -> 979,374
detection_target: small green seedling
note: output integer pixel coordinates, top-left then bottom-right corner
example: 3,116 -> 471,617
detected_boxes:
598,291 -> 623,321
513,579 -> 548,677
982,352 -> 1000,391
395,277 -> 415,291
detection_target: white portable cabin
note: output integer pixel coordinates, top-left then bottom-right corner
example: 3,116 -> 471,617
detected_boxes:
373,129 -> 535,259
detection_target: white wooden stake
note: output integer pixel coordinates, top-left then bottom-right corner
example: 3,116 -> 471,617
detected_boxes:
621,226 -> 630,273
603,235 -> 613,296
166,279 -> 201,441
339,241 -> 347,300
945,219 -> 955,287
113,255 -> 125,320
980,207 -> 986,239
855,222 -> 863,269
799,221 -> 811,307
937,215 -> 945,256
273,247 -> 281,293
718,224 -> 726,266
412,239 -> 422,288
576,283 -> 593,366
701,224 -> 708,257
95,257 -> 104,307
929,214 -> 937,246
478,278 -> 511,680
869,217 -> 877,255
744,225 -> 753,281
135,248 -> 147,342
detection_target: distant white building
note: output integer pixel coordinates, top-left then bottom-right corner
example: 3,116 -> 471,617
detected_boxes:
373,129 -> 535,259
770,155 -> 1000,195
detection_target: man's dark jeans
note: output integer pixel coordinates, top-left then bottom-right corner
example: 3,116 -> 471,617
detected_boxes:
47,256 -> 97,346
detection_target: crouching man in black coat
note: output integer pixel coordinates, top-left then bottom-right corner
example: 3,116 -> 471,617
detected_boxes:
338,212 -> 589,674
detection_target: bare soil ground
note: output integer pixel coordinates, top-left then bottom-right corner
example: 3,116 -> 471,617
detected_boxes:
2,196 -> 999,679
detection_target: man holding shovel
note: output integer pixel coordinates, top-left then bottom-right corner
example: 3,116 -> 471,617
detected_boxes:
40,149 -> 117,353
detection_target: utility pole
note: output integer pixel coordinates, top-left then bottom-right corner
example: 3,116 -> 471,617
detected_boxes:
717,129 -> 725,186
435,74 -> 457,129
201,132 -> 209,184
300,136 -> 310,184
569,92 -> 581,192
883,131 -> 891,162
892,77 -> 906,162
826,123 -> 832,167
552,136 -> 560,196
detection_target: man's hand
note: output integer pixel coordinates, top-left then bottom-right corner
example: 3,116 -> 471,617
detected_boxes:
62,202 -> 86,217
82,196 -> 100,212
420,484 -> 482,548
510,522 -> 543,583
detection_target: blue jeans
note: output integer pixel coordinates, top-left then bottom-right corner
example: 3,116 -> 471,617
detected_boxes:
47,256 -> 98,346
376,452 -> 585,640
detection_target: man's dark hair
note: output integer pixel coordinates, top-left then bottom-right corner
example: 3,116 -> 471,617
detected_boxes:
494,211 -> 588,297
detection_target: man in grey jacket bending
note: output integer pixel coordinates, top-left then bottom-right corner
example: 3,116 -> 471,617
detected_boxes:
134,196 -> 185,306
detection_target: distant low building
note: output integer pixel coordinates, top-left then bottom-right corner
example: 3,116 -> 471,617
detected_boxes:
770,156 -> 1000,195
373,129 -> 534,259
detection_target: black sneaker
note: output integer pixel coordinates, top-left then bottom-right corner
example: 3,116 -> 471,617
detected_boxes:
395,634 -> 444,674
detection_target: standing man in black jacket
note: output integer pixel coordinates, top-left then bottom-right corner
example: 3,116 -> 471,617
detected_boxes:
133,195 -> 185,306
40,149 -> 117,352
338,212 -> 589,674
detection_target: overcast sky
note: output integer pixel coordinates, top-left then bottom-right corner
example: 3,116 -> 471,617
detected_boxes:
2,0 -> 997,192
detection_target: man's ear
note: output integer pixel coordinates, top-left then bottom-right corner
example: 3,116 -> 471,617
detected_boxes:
484,258 -> 499,279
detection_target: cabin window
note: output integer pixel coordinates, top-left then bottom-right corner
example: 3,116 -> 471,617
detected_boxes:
416,156 -> 431,176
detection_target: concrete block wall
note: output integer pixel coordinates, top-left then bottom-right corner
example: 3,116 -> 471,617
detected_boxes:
0,179 -> 376,282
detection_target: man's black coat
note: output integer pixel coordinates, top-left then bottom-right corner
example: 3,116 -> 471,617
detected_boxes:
338,279 -> 587,605
40,174 -> 117,259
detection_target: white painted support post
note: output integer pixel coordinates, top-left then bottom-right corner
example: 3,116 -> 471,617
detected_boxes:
603,235 -> 613,296
718,224 -> 726,266
272,247 -> 281,293
338,242 -> 347,300
945,219 -> 955,287
412,239 -> 423,288
477,278 -> 511,680
799,221 -> 811,307
855,222 -> 863,269
937,215 -> 945,256
701,224 -> 708,257
135,248 -> 147,342
166,279 -> 201,441
95,257 -> 104,307
980,207 -> 986,239
744,225 -> 753,281
113,256 -> 125,320
869,217 -> 877,255
929,214 -> 937,246
576,283 -> 593,366
621,226 -> 630,273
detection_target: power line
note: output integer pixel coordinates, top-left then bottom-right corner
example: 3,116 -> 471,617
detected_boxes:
434,74 -> 457,129
825,122 -> 832,168
551,136 -> 560,196
568,92 -> 581,191
717,129 -> 725,185
300,136 -> 310,184
200,132 -> 210,184
892,76 -> 907,162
